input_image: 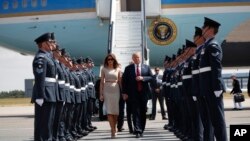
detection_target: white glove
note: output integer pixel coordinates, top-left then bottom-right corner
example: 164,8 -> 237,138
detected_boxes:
214,90 -> 223,97
192,96 -> 197,101
35,99 -> 44,106
63,101 -> 65,105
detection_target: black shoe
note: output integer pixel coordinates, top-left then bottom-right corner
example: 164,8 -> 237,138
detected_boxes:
118,127 -> 125,132
80,130 -> 89,136
135,133 -> 140,138
89,125 -> 97,130
162,116 -> 168,120
149,117 -> 155,120
129,130 -> 134,134
85,126 -> 94,132
140,133 -> 143,137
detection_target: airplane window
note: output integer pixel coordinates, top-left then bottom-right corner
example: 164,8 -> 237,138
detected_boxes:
31,0 -> 37,7
12,0 -> 18,9
22,0 -> 28,8
41,0 -> 47,7
2,1 -> 9,10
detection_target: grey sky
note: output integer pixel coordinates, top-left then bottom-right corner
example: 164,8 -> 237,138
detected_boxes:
0,46 -> 34,91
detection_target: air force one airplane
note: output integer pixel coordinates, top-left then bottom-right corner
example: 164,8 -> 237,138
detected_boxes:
0,0 -> 250,69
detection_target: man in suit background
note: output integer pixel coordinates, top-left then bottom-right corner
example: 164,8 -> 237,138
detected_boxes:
150,67 -> 167,120
122,52 -> 153,138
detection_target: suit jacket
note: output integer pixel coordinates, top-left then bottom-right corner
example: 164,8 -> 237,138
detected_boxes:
231,79 -> 242,94
122,64 -> 153,101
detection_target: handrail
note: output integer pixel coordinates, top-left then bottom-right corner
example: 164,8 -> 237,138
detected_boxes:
141,0 -> 149,65
107,21 -> 113,53
107,0 -> 116,54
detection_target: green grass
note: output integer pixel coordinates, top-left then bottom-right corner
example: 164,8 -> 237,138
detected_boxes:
0,98 -> 33,106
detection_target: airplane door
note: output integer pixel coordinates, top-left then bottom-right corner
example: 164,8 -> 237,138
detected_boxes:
96,0 -> 111,18
127,0 -> 141,11
145,0 -> 161,17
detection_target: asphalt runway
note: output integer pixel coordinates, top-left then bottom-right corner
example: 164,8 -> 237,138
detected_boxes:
0,98 -> 250,141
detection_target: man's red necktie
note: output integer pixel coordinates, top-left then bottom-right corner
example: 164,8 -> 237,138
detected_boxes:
136,65 -> 142,92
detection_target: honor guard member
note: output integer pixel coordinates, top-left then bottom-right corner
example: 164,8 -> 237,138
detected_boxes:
70,58 -> 83,139
85,57 -> 97,130
52,45 -> 67,141
192,26 -> 214,141
60,50 -> 75,141
32,32 -> 57,141
199,17 -> 227,141
162,56 -> 173,130
76,57 -> 89,136
64,56 -> 76,141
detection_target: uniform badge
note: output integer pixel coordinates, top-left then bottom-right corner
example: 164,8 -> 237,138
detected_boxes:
36,65 -> 43,73
211,52 -> 219,57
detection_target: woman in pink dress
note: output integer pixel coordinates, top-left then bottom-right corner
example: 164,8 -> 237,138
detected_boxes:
99,53 -> 122,138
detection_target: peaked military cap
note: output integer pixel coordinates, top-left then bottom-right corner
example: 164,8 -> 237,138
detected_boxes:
194,26 -> 202,37
85,57 -> 93,63
164,55 -> 170,62
51,32 -> 55,41
34,32 -> 53,44
203,17 -> 221,28
77,57 -> 83,64
72,58 -> 77,65
185,39 -> 197,48
177,48 -> 182,56
171,54 -> 176,61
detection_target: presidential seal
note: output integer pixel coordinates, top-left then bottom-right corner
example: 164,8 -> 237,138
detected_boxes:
148,18 -> 177,46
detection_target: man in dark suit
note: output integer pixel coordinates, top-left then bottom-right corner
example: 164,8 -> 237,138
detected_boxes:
199,17 -> 227,141
150,67 -> 167,120
122,52 -> 153,138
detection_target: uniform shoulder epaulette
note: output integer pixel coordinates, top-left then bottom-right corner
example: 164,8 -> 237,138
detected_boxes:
35,53 -> 46,59
208,39 -> 219,47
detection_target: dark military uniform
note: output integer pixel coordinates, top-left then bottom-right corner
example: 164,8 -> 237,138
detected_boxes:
32,50 -> 57,141
52,59 -> 66,141
199,37 -> 227,141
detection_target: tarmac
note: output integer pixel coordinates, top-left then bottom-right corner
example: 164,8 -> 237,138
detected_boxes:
0,98 -> 250,141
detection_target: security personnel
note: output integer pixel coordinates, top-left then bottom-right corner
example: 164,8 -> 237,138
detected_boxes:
52,45 -> 67,141
199,17 -> 227,141
32,32 -> 57,141
150,67 -> 167,120
192,26 -> 214,141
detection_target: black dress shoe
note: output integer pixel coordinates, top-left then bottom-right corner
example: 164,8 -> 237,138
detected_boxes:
135,133 -> 140,138
118,127 -> 125,132
162,116 -> 168,120
129,130 -> 134,134
89,125 -> 97,130
85,126 -> 94,132
140,133 -> 143,137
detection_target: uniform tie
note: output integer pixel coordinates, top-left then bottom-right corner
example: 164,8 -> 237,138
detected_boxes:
136,65 -> 142,92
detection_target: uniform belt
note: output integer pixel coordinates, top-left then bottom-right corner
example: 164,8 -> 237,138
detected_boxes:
166,83 -> 170,86
65,83 -> 70,87
45,77 -> 56,83
199,67 -> 211,73
182,75 -> 192,79
74,88 -> 81,92
70,85 -> 75,89
177,82 -> 183,86
81,87 -> 86,91
170,84 -> 175,88
192,70 -> 200,75
88,82 -> 94,86
105,80 -> 117,83
58,80 -> 65,85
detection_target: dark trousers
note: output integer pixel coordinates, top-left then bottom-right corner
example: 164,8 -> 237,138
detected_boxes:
52,102 -> 64,141
81,101 -> 88,129
34,102 -> 56,141
126,100 -> 133,132
71,103 -> 80,136
131,92 -> 147,134
198,96 -> 214,141
151,91 -> 166,118
206,94 -> 227,141
64,103 -> 74,138
87,98 -> 94,127
117,97 -> 125,130
190,98 -> 203,141
165,97 -> 174,126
